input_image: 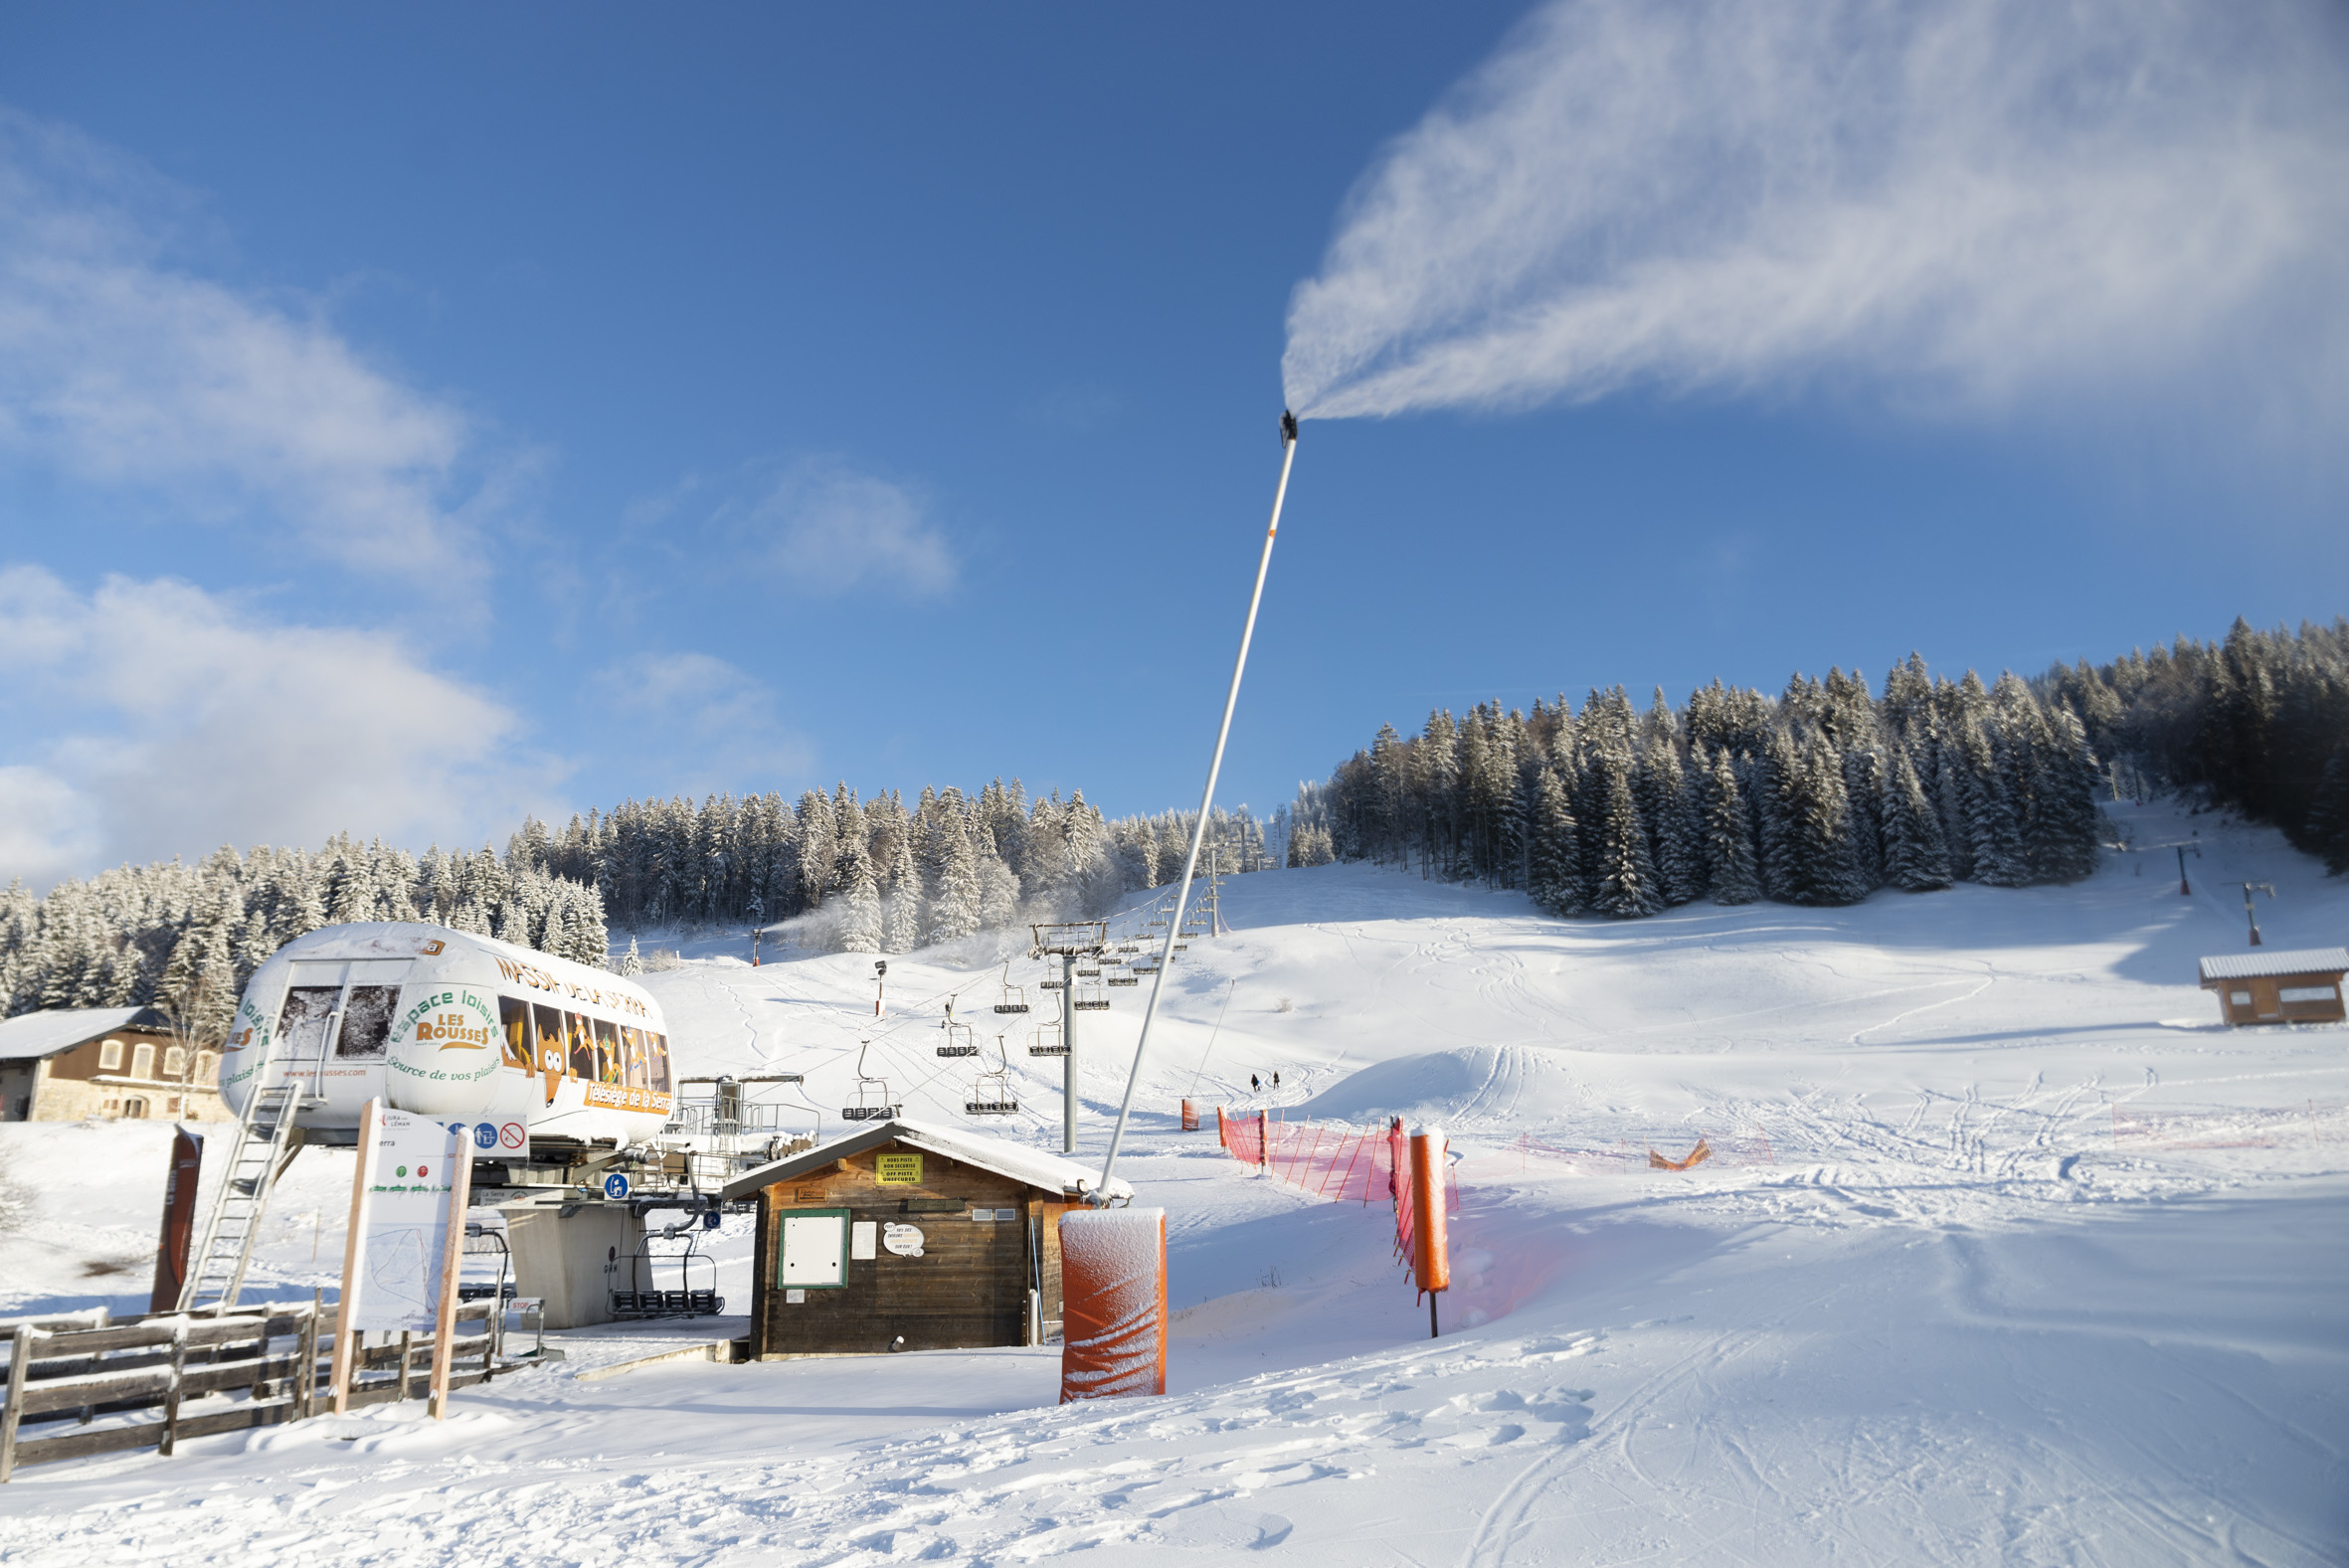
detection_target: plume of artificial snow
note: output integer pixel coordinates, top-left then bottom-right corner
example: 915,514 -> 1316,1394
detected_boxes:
1282,0 -> 2349,425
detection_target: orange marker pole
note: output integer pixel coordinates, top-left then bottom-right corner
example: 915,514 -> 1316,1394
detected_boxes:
1410,1128 -> 1449,1337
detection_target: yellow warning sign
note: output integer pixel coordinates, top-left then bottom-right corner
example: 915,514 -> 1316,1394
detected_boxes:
875,1152 -> 923,1185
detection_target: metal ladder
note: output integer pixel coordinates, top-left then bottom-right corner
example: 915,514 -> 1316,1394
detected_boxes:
177,1069 -> 305,1314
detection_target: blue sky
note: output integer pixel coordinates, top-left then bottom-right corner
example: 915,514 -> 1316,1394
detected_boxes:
1,2 -> 2342,887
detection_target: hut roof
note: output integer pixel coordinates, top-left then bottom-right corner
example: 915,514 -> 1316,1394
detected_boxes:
719,1117 -> 1135,1203
0,1007 -> 167,1064
2196,948 -> 2349,983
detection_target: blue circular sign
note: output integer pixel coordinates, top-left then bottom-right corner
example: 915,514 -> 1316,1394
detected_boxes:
701,1209 -> 722,1231
603,1172 -> 631,1200
473,1123 -> 497,1150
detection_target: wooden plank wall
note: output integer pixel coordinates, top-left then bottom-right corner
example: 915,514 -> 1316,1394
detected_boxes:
757,1144 -> 1075,1356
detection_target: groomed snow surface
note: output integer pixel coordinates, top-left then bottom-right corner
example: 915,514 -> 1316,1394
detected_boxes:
2,800 -> 2344,1565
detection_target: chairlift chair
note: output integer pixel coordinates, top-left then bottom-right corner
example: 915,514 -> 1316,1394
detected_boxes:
936,999 -> 979,1058
1027,1019 -> 1068,1058
1073,979 -> 1111,1012
993,961 -> 1030,1015
966,1034 -> 1020,1117
840,1040 -> 899,1122
612,1221 -> 725,1319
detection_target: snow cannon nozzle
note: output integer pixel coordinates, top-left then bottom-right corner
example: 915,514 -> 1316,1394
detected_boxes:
1280,410 -> 1298,444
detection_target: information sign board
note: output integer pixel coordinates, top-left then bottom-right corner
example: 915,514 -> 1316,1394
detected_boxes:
348,1110 -> 464,1332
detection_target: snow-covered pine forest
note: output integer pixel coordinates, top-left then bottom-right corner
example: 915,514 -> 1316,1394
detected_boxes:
2045,616 -> 2349,871
1,620 -> 2339,1049
0,841 -> 610,1043
520,784 -> 1278,949
1290,620 -> 2349,912
1294,661 -> 2103,915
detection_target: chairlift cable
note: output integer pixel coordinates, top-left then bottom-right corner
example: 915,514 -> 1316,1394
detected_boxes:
1187,977 -> 1239,1099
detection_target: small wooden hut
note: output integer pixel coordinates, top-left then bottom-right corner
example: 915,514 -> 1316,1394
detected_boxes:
721,1119 -> 1133,1358
2197,947 -> 2349,1027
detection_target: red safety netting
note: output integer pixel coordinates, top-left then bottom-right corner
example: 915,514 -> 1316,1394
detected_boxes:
1212,1109 -> 1458,1217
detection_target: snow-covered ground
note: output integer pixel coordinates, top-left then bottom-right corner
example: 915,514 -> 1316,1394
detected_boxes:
3,799 -> 2345,1565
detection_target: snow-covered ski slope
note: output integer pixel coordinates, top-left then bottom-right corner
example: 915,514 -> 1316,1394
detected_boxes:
3,799 -> 2344,1565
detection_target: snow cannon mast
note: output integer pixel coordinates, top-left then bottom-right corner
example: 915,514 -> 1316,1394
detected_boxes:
1094,411 -> 1301,1204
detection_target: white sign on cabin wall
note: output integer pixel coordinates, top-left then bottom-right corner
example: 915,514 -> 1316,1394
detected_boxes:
882,1223 -> 925,1258
348,1110 -> 464,1331
780,1213 -> 846,1289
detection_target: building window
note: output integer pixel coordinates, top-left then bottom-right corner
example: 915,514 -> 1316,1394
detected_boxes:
335,985 -> 401,1059
166,1096 -> 182,1115
2279,985 -> 2338,1004
99,1040 -> 123,1071
122,1097 -> 147,1119
2230,990 -> 2253,1006
196,1051 -> 217,1084
164,1046 -> 187,1077
131,1042 -> 155,1079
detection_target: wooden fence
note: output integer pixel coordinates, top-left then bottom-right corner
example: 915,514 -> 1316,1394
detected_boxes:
0,1298 -> 511,1481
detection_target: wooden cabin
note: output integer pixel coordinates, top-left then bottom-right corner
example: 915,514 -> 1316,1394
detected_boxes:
2197,947 -> 2349,1027
720,1119 -> 1133,1359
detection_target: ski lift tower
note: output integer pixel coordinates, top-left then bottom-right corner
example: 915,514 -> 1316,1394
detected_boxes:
1031,922 -> 1108,1154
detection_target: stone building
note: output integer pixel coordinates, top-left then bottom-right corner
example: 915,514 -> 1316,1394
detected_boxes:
0,1007 -> 225,1122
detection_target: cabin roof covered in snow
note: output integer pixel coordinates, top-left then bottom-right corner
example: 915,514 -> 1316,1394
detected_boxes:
0,1006 -> 168,1063
719,1117 -> 1133,1202
2197,948 -> 2349,983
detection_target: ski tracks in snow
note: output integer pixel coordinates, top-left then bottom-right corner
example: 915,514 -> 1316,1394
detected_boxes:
0,1337 -> 1611,1567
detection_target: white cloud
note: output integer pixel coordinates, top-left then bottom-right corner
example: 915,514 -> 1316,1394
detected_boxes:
719,457 -> 956,599
0,566 -> 563,886
1283,0 -> 2349,428
0,106 -> 499,584
593,651 -> 813,794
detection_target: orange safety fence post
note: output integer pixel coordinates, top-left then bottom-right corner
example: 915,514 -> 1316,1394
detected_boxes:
1180,1099 -> 1199,1132
1338,1129 -> 1367,1203
1410,1128 -> 1451,1337
1314,1127 -> 1349,1197
1057,1208 -> 1168,1402
1388,1117 -> 1413,1264
1216,1105 -> 1227,1149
